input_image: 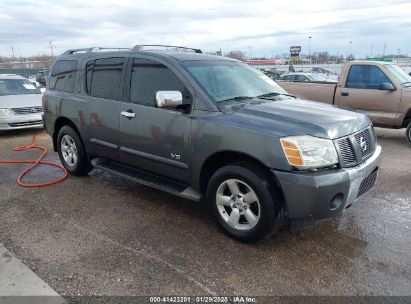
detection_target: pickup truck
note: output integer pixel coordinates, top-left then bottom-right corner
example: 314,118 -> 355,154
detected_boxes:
277,60 -> 411,143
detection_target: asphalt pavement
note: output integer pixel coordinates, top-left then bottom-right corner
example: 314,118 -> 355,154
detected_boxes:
0,127 -> 410,299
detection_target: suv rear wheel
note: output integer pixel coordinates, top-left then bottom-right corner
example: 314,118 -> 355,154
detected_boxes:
207,162 -> 283,243
57,126 -> 91,176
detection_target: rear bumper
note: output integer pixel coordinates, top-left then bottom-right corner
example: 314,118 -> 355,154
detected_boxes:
273,145 -> 383,220
0,113 -> 43,130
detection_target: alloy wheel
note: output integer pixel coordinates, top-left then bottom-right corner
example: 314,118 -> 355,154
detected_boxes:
60,134 -> 78,167
216,179 -> 261,231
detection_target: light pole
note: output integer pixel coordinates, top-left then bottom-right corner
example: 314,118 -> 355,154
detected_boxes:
349,41 -> 352,59
308,36 -> 312,64
10,45 -> 15,60
49,41 -> 54,64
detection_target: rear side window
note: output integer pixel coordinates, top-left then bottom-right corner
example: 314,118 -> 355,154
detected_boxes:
87,57 -> 125,100
346,65 -> 391,89
283,75 -> 295,81
129,58 -> 189,106
297,75 -> 308,81
49,60 -> 77,92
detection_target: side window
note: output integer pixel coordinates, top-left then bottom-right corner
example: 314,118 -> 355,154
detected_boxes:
129,58 -> 191,106
85,61 -> 94,94
297,75 -> 308,81
346,65 -> 391,89
88,57 -> 125,100
49,60 -> 77,92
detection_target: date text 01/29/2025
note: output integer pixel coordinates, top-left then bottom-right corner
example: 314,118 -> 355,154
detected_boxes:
149,296 -> 257,303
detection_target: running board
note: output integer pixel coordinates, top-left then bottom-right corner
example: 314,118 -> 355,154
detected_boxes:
91,158 -> 201,202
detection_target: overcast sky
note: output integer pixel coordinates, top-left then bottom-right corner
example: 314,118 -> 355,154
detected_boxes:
1,0 -> 411,58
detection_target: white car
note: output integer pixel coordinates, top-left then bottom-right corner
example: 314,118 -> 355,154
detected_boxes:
280,72 -> 338,82
0,74 -> 43,130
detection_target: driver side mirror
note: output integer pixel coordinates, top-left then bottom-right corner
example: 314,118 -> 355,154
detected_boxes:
379,83 -> 396,91
155,91 -> 183,108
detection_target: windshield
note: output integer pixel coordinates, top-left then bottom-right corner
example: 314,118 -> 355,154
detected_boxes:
183,60 -> 287,103
385,64 -> 411,87
0,79 -> 40,96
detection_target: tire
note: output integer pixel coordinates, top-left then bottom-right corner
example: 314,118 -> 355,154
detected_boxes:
57,125 -> 91,176
206,162 -> 284,243
406,121 -> 411,144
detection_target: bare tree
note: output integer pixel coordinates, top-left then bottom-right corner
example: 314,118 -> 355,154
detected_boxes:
317,52 -> 330,63
225,50 -> 247,61
347,54 -> 356,61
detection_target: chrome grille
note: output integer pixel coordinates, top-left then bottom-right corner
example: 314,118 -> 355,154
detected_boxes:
337,137 -> 356,166
8,120 -> 42,127
354,128 -> 373,160
11,106 -> 43,115
336,126 -> 377,168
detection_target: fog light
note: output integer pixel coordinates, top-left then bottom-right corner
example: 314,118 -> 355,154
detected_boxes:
330,194 -> 344,210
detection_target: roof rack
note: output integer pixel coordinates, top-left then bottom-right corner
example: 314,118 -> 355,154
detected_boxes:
62,47 -> 131,55
133,45 -> 202,53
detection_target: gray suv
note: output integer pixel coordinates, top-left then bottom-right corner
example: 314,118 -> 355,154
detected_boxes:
43,45 -> 383,243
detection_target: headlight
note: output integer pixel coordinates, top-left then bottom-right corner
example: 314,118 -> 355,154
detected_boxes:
0,108 -> 13,117
280,135 -> 338,169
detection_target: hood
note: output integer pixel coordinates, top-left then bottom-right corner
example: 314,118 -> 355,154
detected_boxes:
0,94 -> 42,109
227,98 -> 370,139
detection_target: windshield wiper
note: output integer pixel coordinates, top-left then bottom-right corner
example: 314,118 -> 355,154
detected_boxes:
217,96 -> 254,103
256,92 -> 296,99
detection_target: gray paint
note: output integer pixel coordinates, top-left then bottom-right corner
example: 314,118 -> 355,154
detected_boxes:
44,49 -> 378,222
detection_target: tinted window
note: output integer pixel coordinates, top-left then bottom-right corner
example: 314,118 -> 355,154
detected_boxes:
130,58 -> 190,106
49,60 -> 77,92
89,57 -> 125,100
85,61 -> 94,94
346,65 -> 391,89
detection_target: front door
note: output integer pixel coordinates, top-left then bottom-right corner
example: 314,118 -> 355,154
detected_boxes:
119,57 -> 192,183
335,64 -> 401,126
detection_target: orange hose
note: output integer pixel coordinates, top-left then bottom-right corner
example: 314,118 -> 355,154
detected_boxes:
0,131 -> 68,187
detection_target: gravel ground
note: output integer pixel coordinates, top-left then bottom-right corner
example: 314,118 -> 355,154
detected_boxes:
0,127 -> 410,298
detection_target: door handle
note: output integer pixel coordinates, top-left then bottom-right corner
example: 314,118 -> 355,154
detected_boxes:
121,110 -> 135,119
341,92 -> 349,97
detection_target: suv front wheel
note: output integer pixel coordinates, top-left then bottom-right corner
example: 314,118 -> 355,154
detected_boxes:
207,163 -> 283,243
406,121 -> 411,144
57,126 -> 91,176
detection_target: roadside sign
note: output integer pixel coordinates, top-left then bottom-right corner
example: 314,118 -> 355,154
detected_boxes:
290,46 -> 301,57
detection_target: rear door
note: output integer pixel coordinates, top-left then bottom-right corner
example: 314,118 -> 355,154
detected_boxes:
119,56 -> 193,183
83,57 -> 127,159
335,64 -> 401,126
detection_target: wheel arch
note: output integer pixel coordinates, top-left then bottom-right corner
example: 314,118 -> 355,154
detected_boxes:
53,117 -> 84,152
198,150 -> 281,196
402,108 -> 411,128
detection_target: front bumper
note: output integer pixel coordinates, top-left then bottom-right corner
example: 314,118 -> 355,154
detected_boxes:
0,113 -> 44,130
273,145 -> 383,220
